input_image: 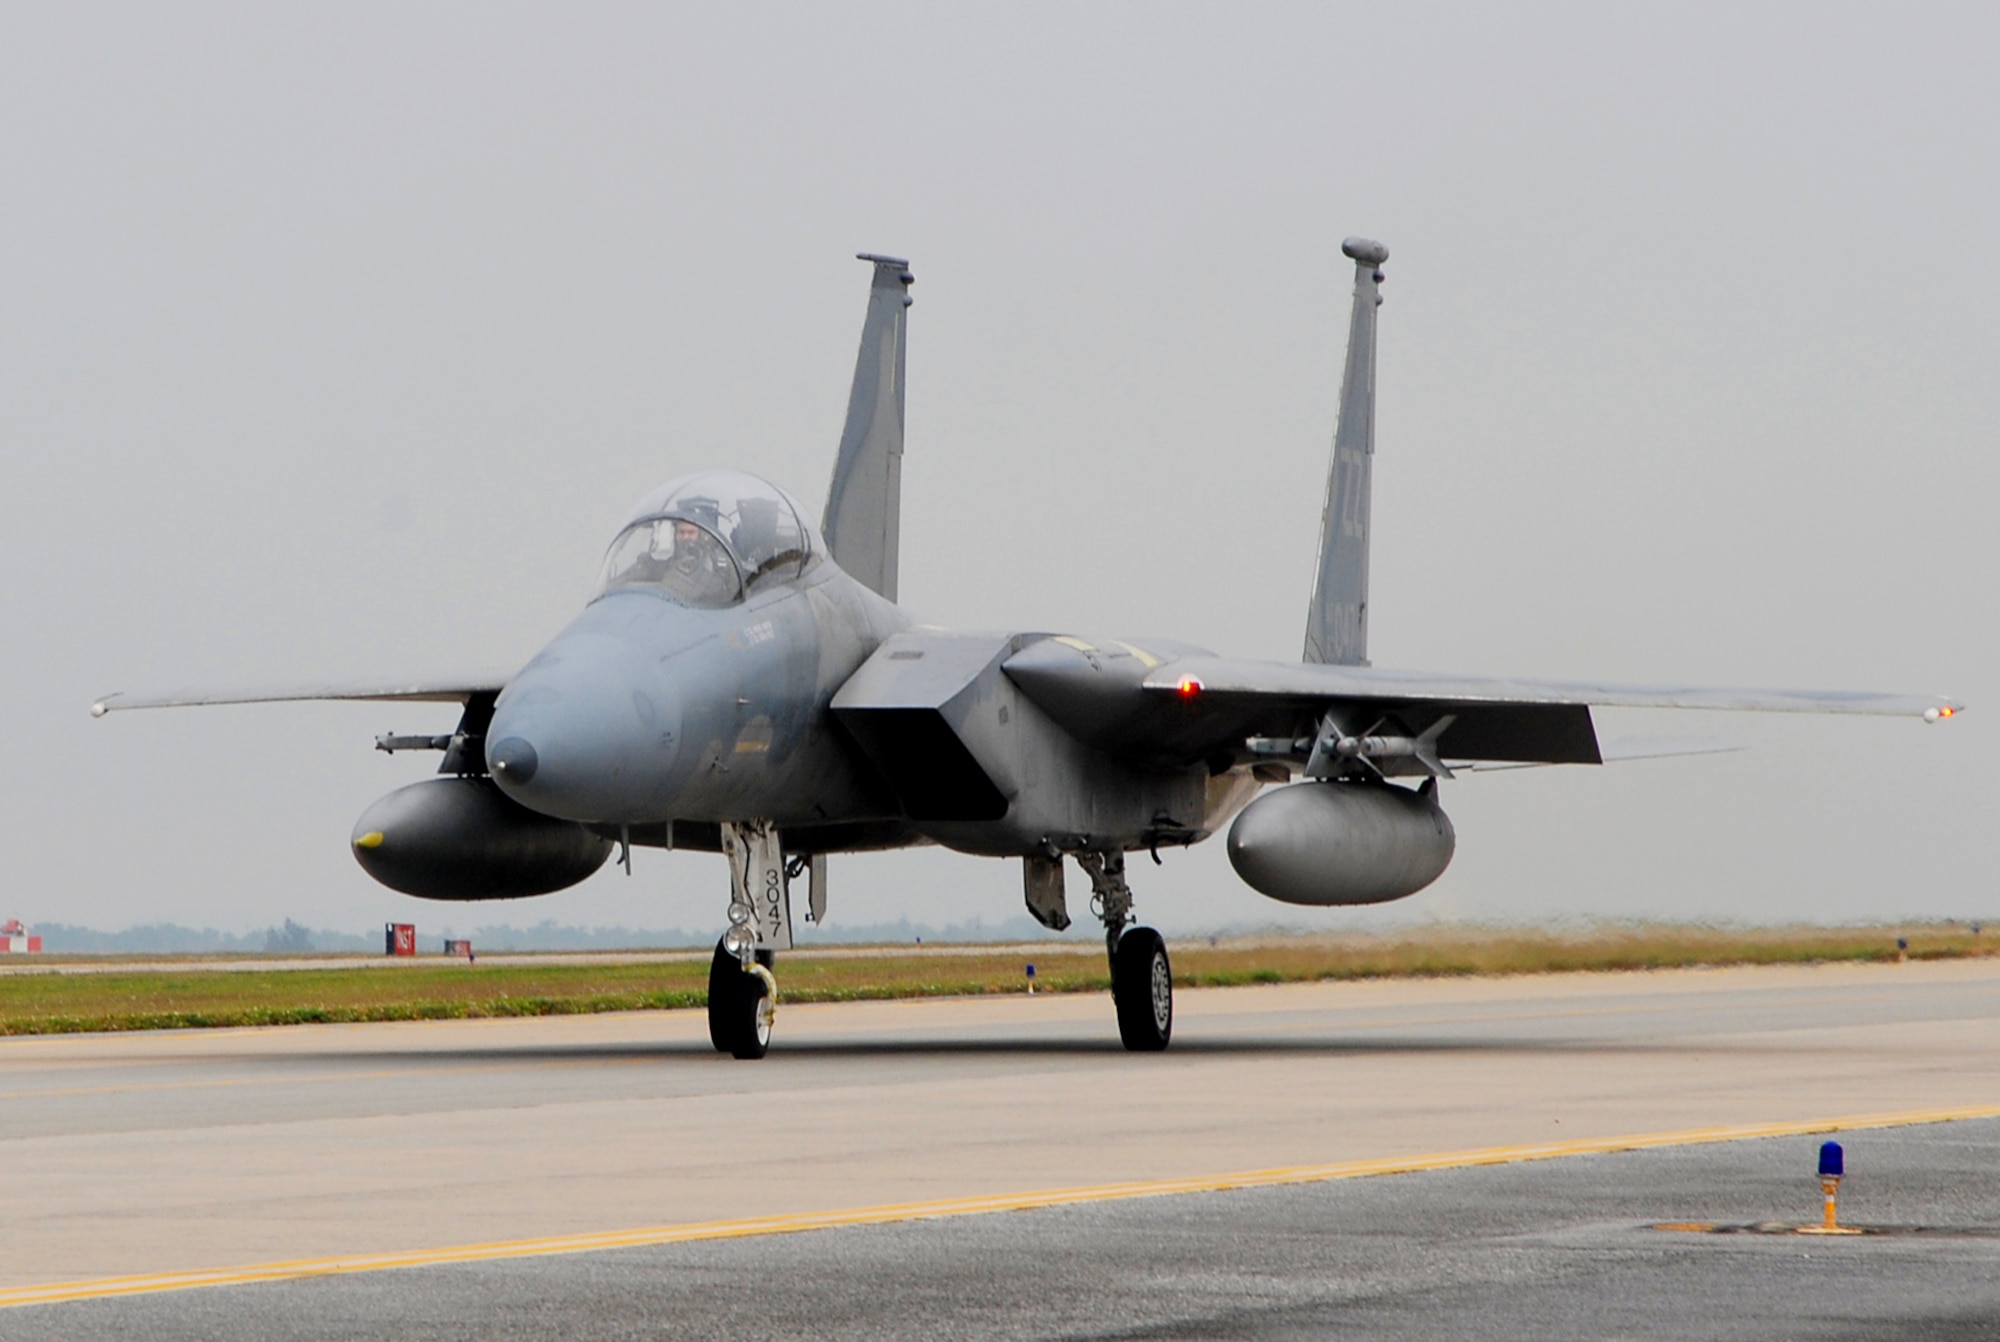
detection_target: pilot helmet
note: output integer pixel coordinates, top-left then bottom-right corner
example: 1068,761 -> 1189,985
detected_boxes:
675,497 -> 721,531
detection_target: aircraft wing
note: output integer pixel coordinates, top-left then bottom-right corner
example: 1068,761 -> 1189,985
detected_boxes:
1149,657 -> 1957,719
999,638 -> 1960,772
90,671 -> 512,716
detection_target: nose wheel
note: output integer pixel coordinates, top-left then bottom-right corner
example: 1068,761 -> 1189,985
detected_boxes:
708,939 -> 775,1059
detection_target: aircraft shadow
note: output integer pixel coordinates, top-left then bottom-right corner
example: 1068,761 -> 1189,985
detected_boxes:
261,1033 -> 1787,1068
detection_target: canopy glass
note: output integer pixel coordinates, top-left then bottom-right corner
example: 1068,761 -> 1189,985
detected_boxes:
596,471 -> 816,607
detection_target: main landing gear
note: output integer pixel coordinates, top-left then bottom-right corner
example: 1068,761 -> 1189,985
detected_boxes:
1074,850 -> 1173,1051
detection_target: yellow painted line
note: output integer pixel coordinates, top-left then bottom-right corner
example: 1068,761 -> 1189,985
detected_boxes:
7,1103 -> 2000,1309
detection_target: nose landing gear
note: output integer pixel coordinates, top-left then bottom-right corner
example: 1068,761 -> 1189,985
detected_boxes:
1075,850 -> 1173,1052
710,820 -> 792,1060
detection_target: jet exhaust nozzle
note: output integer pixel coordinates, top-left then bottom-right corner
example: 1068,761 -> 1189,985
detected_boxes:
1226,780 -> 1453,906
351,777 -> 614,900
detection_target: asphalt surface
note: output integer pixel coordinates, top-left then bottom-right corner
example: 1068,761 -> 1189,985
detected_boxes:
6,960 -> 2000,1337
11,1118 -> 2000,1340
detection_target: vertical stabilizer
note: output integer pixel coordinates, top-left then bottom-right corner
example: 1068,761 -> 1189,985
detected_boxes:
1303,238 -> 1389,665
823,254 -> 914,602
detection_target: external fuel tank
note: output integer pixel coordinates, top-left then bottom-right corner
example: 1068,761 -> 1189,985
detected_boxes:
351,777 -> 614,900
1226,780 -> 1454,906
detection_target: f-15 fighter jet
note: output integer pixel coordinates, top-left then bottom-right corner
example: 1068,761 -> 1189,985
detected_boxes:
94,243 -> 1961,1058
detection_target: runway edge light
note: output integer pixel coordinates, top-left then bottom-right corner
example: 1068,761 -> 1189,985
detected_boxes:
1801,1140 -> 1861,1235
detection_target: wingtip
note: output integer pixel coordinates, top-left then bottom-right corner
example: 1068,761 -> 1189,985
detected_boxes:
1922,701 -> 1965,723
89,696 -> 115,719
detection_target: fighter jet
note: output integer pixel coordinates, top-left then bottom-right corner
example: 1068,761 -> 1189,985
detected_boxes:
93,243 -> 1962,1058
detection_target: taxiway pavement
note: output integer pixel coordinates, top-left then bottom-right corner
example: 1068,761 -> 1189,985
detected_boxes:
4,959 -> 1999,1331
10,1116 -> 2000,1340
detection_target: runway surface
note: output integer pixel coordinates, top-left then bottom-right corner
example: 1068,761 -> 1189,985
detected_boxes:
4,959 -> 1999,1334
11,1117 -> 2000,1340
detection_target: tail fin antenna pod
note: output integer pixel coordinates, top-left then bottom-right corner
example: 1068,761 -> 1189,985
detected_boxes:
1303,237 -> 1388,665
822,253 -> 914,602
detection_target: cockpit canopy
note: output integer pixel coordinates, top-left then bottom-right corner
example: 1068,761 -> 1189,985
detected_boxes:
595,471 -> 818,608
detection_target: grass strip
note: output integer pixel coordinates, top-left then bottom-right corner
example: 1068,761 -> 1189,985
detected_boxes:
0,923 -> 1990,1036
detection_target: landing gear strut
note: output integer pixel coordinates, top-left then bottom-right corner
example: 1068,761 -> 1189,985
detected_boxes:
1076,850 -> 1173,1052
710,820 -> 792,1060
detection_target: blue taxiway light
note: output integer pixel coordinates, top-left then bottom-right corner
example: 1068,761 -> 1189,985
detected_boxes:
1819,1141 -> 1845,1179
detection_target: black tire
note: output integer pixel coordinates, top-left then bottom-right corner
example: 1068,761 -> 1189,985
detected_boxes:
706,941 -> 737,1052
707,940 -> 775,1059
1112,926 -> 1173,1051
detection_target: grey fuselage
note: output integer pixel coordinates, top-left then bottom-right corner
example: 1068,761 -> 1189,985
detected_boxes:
486,556 -> 914,850
485,539 -> 1254,861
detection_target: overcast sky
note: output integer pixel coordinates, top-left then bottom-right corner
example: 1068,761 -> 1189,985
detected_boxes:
2,2 -> 1991,939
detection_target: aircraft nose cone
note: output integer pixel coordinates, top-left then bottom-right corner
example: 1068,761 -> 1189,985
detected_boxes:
485,609 -> 687,823
486,737 -> 539,785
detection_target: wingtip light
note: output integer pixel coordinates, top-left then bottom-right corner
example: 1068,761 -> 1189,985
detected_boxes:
1177,677 -> 1204,699
1924,705 -> 1959,723
89,700 -> 109,718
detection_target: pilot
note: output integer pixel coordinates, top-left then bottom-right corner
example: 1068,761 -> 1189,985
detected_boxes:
662,518 -> 737,605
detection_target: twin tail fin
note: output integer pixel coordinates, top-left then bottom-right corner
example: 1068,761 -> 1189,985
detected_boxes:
822,254 -> 914,603
1303,237 -> 1388,666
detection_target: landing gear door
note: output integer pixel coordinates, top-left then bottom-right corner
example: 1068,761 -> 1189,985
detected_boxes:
1024,854 -> 1070,931
806,854 -> 828,926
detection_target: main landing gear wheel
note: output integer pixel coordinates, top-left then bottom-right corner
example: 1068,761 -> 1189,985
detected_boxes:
707,940 -> 775,1060
1111,926 -> 1173,1052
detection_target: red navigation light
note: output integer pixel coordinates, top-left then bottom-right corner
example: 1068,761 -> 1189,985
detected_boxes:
1177,677 -> 1204,699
